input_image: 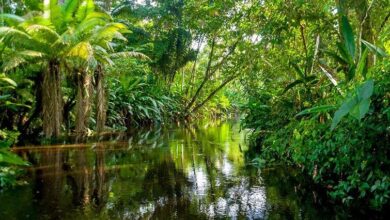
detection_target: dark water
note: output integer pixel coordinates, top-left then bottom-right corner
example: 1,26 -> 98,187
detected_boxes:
1,121 -> 342,219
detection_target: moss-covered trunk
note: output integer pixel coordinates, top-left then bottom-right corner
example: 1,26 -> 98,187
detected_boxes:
42,60 -> 62,138
95,65 -> 106,133
75,70 -> 92,134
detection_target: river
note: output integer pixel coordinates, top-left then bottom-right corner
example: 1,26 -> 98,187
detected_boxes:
0,120 -> 343,219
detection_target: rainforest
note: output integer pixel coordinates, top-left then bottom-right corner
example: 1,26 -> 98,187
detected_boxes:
0,0 -> 389,219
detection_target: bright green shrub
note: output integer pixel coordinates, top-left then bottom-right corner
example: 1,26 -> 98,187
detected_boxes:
106,75 -> 183,129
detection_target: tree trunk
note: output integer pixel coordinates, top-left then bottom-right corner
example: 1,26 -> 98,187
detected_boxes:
75,70 -> 92,134
42,60 -> 62,138
95,65 -> 106,133
354,0 -> 375,66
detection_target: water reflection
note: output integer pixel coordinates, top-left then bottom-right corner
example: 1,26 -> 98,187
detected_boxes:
1,121 -> 338,219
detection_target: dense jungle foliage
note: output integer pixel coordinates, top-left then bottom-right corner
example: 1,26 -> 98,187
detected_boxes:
0,0 -> 389,213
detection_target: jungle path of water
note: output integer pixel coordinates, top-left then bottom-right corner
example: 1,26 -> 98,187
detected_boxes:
0,121 -> 348,219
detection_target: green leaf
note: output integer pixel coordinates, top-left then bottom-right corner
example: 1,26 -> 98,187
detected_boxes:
283,79 -> 305,93
291,62 -> 305,79
357,79 -> 374,100
0,27 -> 32,45
331,80 -> 374,130
110,51 -> 150,60
0,76 -> 17,87
346,65 -> 356,81
43,0 -> 61,22
5,102 -> 31,109
361,40 -> 388,57
296,105 -> 337,116
350,98 -> 370,120
304,75 -> 317,83
62,0 -> 80,22
0,141 -> 11,149
331,97 -> 357,130
356,48 -> 369,78
341,16 -> 355,60
0,94 -> 11,100
76,0 -> 95,22
0,149 -> 29,166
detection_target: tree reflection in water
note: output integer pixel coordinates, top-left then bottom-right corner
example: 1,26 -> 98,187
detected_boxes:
0,121 -> 341,219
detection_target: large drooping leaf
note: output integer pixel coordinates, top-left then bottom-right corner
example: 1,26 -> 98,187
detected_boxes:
350,98 -> 370,120
341,16 -> 355,60
331,79 -> 374,130
336,42 -> 354,65
331,97 -> 358,130
356,79 -> 374,100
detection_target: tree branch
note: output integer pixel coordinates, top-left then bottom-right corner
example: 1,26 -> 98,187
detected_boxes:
184,36 -> 216,112
191,74 -> 239,114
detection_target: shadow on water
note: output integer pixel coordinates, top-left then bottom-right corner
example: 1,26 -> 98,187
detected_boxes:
0,120 -> 355,219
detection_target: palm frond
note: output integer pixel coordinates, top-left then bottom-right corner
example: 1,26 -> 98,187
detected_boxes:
110,51 -> 150,61
1,49 -> 45,71
94,46 -> 114,66
85,12 -> 112,21
25,24 -> 60,44
62,0 -> 80,22
18,50 -> 45,58
75,17 -> 108,37
43,0 -> 61,22
0,74 -> 17,86
76,0 -> 95,22
0,27 -> 32,43
67,41 -> 94,60
2,55 -> 27,72
92,23 -> 128,43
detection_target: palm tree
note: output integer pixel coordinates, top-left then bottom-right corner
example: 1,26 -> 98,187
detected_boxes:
0,14 -> 66,137
1,0 -> 148,136
0,0 -> 119,137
